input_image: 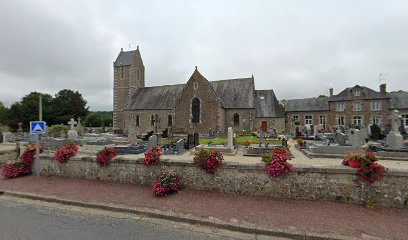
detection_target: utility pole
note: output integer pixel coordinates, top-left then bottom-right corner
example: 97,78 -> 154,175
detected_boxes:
35,95 -> 43,183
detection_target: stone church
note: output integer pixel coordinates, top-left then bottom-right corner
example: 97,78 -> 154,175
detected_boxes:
113,47 -> 284,134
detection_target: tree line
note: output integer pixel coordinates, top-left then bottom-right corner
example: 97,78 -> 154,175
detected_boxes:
0,89 -> 112,131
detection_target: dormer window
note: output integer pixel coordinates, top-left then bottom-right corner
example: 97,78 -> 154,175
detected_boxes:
260,96 -> 265,100
354,89 -> 361,97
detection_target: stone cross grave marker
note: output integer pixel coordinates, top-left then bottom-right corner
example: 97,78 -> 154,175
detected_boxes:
176,139 -> 184,152
67,118 -> 78,141
386,110 -> 403,149
227,127 -> 234,150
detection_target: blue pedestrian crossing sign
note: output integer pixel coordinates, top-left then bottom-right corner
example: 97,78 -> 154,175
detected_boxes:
30,121 -> 46,135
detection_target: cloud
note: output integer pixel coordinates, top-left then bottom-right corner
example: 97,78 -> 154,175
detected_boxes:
0,0 -> 407,110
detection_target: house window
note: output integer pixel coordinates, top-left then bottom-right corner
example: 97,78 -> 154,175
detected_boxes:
192,98 -> 200,124
354,89 -> 361,96
353,116 -> 363,126
353,102 -> 362,111
233,113 -> 240,126
319,115 -> 326,127
194,83 -> 198,90
305,115 -> 313,125
260,96 -> 265,100
371,101 -> 381,111
337,116 -> 345,125
372,116 -> 381,125
402,115 -> 408,127
336,102 -> 345,111
151,115 -> 155,126
168,115 -> 173,127
136,115 -> 140,127
292,115 -> 299,123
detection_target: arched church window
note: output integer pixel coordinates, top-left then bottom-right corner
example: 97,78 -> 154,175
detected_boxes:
151,115 -> 155,126
192,98 -> 200,124
136,115 -> 140,127
233,113 -> 240,125
168,115 -> 173,127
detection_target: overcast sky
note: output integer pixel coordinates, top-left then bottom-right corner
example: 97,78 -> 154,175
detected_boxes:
1,0 -> 407,111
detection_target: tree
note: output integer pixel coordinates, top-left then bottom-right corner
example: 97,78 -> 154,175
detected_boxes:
0,101 -> 7,125
51,89 -> 89,124
83,112 -> 113,128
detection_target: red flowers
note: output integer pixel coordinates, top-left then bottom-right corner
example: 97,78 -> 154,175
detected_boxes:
2,162 -> 31,178
342,150 -> 386,184
2,145 -> 39,179
54,144 -> 79,164
96,147 -> 117,167
141,146 -> 162,166
152,168 -> 182,197
261,147 -> 294,179
193,148 -> 224,174
296,138 -> 304,146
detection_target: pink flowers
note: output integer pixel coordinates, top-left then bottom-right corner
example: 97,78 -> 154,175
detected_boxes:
54,144 -> 79,164
261,147 -> 294,179
193,148 -> 224,174
152,167 -> 182,197
141,146 -> 162,166
96,147 -> 117,167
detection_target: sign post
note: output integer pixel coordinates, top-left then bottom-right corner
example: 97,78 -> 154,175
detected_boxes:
30,121 -> 45,183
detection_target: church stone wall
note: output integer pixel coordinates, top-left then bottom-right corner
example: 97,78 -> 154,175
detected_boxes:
175,71 -> 223,133
126,110 -> 174,134
255,117 -> 285,133
225,109 -> 253,132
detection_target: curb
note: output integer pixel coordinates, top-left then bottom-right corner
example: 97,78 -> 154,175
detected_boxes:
0,190 -> 353,240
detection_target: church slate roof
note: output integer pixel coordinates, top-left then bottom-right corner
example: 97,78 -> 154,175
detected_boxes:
329,85 -> 388,101
389,91 -> 408,109
286,97 -> 329,112
254,90 -> 284,118
124,77 -> 257,110
124,84 -> 184,110
211,78 -> 255,108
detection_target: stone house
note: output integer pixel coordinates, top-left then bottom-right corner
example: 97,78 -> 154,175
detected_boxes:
285,84 -> 408,132
113,48 -> 284,134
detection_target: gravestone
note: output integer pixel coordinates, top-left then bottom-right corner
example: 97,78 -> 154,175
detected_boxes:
386,110 -> 403,149
347,129 -> 362,148
186,134 -> 194,149
128,124 -> 137,142
161,128 -> 169,138
2,132 -> 15,143
310,125 -> 315,136
77,117 -> 83,136
359,127 -> 369,141
176,139 -> 184,152
17,122 -> 24,137
370,124 -> 381,141
339,125 -> 346,134
227,127 -> 234,150
335,132 -> 347,146
148,135 -> 158,149
67,118 -> 78,141
193,133 -> 200,147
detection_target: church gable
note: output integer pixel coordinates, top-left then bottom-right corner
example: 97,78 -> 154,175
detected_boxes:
175,67 -> 223,132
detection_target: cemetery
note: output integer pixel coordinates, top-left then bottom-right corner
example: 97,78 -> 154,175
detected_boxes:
1,111 -> 408,209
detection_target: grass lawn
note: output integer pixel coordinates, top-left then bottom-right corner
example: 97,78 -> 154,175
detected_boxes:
200,136 -> 282,145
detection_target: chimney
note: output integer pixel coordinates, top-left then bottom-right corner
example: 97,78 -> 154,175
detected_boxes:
380,84 -> 386,95
120,47 -> 123,52
329,87 -> 333,97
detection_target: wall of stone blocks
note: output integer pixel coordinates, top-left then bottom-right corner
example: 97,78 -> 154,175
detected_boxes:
224,109 -> 253,132
39,157 -> 408,208
254,117 -> 285,133
0,150 -> 17,164
126,109 -> 174,134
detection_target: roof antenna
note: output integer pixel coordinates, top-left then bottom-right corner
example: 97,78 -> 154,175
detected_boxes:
378,73 -> 388,85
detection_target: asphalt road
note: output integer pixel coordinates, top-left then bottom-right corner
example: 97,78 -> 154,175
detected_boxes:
0,198 -> 238,240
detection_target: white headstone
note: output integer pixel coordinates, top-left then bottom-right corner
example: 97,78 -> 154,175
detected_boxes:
386,110 -> 403,149
347,129 -> 362,148
67,118 -> 78,141
148,135 -> 158,149
128,124 -> 137,142
2,132 -> 15,143
176,139 -> 184,152
227,127 -> 234,150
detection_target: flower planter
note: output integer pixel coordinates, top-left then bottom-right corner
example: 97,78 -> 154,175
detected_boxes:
348,160 -> 361,168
